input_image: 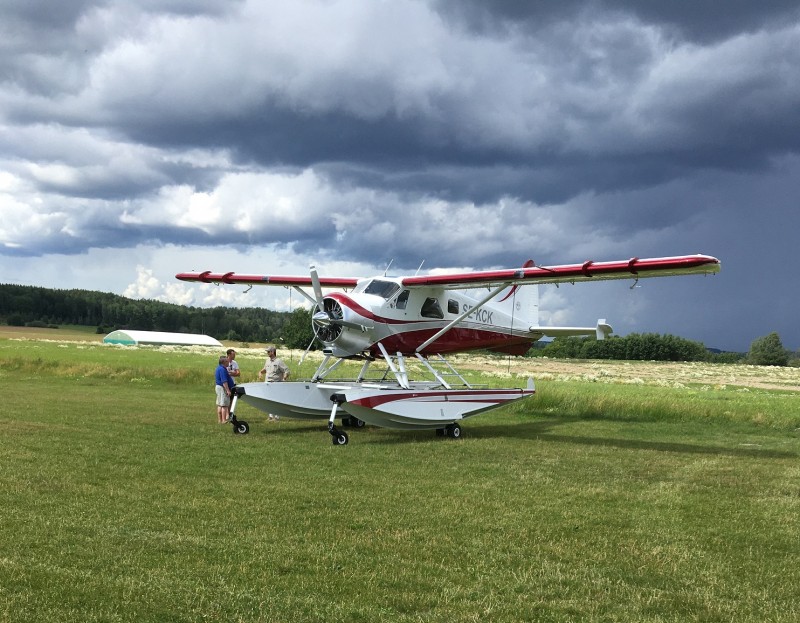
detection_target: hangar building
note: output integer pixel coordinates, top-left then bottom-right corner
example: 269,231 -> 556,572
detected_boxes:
103,330 -> 223,347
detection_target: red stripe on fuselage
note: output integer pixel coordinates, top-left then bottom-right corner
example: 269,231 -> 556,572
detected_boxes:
349,389 -> 532,409
371,327 -> 534,356
327,293 -> 535,355
327,293 -> 416,325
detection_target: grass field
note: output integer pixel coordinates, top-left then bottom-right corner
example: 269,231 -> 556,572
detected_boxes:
1,334 -> 798,622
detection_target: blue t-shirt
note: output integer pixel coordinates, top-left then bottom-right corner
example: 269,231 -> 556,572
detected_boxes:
215,364 -> 234,388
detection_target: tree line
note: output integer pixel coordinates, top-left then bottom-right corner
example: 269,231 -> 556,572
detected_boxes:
0,283 -> 304,345
530,332 -> 796,366
1,283 -> 795,365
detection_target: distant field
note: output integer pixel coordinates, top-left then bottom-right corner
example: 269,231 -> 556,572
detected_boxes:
1,335 -> 798,622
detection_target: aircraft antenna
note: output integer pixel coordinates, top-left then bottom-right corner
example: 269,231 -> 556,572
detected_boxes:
415,260 -> 425,276
383,259 -> 394,276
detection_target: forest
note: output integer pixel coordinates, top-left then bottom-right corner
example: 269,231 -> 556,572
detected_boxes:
0,283 -> 304,345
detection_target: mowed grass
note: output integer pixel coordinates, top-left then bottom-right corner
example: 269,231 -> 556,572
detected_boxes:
1,340 -> 799,622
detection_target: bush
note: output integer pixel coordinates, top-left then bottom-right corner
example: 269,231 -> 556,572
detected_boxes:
531,333 -> 711,362
709,351 -> 744,364
747,332 -> 789,366
24,320 -> 50,328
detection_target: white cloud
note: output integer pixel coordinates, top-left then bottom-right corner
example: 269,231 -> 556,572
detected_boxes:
1,1 -> 799,351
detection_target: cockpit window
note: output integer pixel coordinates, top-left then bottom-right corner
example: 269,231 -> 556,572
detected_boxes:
421,297 -> 444,319
396,290 -> 410,310
448,299 -> 459,314
363,279 -> 401,300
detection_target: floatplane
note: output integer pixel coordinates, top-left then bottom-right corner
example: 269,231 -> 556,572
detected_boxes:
177,254 -> 720,444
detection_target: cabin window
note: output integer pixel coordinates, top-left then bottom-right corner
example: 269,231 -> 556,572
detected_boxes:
447,299 -> 459,314
421,297 -> 443,319
363,279 -> 400,300
396,290 -> 410,310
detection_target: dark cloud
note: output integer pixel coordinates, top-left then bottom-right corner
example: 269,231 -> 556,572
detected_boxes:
1,0 -> 799,351
433,0 -> 800,43
0,0 -> 100,31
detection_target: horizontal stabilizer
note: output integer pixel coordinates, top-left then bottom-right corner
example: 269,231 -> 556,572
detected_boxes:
531,319 -> 614,340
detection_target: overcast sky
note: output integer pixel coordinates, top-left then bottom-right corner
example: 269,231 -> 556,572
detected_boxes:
2,0 -> 799,352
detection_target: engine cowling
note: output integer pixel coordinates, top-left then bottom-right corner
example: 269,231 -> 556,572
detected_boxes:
312,298 -> 344,343
310,296 -> 374,356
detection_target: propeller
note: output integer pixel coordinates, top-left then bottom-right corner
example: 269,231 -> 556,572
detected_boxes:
309,265 -> 344,343
308,265 -> 372,345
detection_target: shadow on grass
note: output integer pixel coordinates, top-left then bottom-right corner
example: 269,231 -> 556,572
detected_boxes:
230,415 -> 797,459
472,418 -> 799,459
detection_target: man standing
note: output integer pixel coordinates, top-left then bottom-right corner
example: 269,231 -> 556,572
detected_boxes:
214,355 -> 234,424
226,348 -> 240,381
258,346 -> 289,421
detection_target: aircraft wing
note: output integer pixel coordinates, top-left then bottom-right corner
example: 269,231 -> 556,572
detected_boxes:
175,271 -> 359,289
400,254 -> 720,289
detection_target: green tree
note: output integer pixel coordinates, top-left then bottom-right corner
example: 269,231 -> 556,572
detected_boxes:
747,332 -> 788,366
282,308 -> 315,349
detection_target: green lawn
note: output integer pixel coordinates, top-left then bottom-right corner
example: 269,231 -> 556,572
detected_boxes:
1,339 -> 798,622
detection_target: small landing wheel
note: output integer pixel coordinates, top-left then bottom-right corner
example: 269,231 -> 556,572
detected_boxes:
445,423 -> 462,439
332,430 -> 349,446
342,416 -> 365,428
233,421 -> 250,434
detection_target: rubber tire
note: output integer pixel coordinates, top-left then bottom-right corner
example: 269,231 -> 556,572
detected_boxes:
332,431 -> 349,446
234,421 -> 250,434
447,423 -> 461,439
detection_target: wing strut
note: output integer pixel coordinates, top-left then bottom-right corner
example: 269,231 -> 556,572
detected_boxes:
414,353 -> 473,389
415,282 -> 510,354
377,342 -> 410,389
292,286 -> 317,307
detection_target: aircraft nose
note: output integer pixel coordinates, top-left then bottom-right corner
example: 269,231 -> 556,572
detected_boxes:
312,310 -> 331,326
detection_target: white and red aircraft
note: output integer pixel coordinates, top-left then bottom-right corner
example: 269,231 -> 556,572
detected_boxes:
177,253 -> 720,444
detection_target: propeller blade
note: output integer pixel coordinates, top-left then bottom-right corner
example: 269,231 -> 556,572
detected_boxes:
309,264 -> 324,307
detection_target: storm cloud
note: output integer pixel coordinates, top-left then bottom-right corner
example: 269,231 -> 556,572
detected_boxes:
2,0 -> 799,351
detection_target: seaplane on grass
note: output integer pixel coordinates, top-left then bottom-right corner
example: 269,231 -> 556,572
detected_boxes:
176,253 -> 720,444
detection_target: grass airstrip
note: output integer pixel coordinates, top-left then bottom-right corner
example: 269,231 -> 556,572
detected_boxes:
1,326 -> 798,622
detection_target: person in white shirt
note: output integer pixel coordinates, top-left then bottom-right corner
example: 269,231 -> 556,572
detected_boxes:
226,348 -> 240,381
258,346 -> 289,421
